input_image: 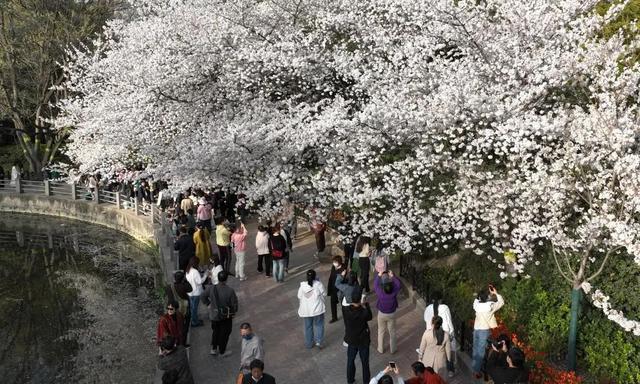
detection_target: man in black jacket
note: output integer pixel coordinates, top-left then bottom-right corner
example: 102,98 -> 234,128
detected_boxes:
486,346 -> 529,384
343,289 -> 372,384
158,335 -> 194,384
327,255 -> 346,323
174,225 -> 195,271
240,359 -> 276,384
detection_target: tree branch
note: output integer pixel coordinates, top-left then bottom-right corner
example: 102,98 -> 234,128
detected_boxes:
551,243 -> 574,283
587,245 -> 623,282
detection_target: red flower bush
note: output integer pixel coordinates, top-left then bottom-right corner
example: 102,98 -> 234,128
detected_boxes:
491,321 -> 582,384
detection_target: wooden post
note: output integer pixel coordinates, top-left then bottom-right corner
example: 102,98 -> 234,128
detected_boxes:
134,198 -> 139,215
115,191 -> 121,209
44,180 -> 51,196
94,187 -> 100,203
71,183 -> 77,200
15,178 -> 21,194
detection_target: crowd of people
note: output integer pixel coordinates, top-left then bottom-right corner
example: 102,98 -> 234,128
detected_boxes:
153,189 -> 529,384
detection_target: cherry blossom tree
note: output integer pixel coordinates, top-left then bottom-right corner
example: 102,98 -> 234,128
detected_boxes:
55,0 -> 640,369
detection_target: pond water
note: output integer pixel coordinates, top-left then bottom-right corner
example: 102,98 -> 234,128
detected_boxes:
0,213 -> 162,384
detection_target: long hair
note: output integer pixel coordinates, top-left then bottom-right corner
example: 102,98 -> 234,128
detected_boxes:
198,226 -> 207,243
355,236 -> 370,253
431,291 -> 443,318
186,257 -> 199,273
432,315 -> 445,346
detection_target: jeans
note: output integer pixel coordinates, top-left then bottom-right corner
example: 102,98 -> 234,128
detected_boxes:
472,328 -> 491,373
272,259 -> 285,282
235,250 -> 246,279
377,311 -> 397,353
303,313 -> 325,348
189,295 -> 201,326
347,344 -> 370,384
211,318 -> 233,354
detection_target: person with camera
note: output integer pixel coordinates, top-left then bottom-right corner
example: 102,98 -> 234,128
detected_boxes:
373,270 -> 401,354
472,284 -> 505,378
369,363 -> 405,384
485,343 -> 529,384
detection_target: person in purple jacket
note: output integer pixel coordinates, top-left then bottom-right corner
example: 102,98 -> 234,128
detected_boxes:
374,270 -> 401,354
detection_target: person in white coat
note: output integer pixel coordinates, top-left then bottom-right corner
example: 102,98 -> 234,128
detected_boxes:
297,269 -> 326,349
9,164 -> 20,186
185,257 -> 205,327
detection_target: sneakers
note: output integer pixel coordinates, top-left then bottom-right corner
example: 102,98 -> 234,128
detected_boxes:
239,277 -> 247,281
221,350 -> 232,357
315,342 -> 323,349
329,318 -> 338,324
209,348 -> 218,355
448,371 -> 455,378
342,341 -> 348,347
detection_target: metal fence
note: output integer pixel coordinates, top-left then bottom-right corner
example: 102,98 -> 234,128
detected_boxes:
0,178 -> 158,223
399,252 -> 474,356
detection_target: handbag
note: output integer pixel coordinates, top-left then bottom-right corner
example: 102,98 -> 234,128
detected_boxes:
270,239 -> 284,259
213,285 -> 235,320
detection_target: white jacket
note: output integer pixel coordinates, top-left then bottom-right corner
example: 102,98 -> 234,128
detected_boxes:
424,303 -> 455,334
255,231 -> 270,255
297,280 -> 326,317
185,268 -> 204,297
473,294 -> 504,330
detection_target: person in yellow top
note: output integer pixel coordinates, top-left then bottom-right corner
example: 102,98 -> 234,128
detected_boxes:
193,222 -> 212,266
215,218 -> 232,272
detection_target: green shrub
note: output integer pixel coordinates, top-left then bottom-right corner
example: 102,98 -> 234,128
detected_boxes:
581,312 -> 640,383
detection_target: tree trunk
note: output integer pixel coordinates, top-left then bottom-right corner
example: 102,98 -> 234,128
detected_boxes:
567,286 -> 582,371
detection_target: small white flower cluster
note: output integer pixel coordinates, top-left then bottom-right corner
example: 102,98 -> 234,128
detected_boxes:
591,289 -> 640,336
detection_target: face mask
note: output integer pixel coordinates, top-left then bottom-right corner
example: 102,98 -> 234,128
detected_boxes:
333,263 -> 339,268
242,334 -> 254,340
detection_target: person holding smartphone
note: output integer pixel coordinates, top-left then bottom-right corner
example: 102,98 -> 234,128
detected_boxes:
368,364 -> 405,384
472,284 -> 505,378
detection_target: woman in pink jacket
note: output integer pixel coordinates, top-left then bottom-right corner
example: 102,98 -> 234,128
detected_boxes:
231,222 -> 248,281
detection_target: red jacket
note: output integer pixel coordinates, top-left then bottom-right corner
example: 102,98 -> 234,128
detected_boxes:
156,313 -> 185,346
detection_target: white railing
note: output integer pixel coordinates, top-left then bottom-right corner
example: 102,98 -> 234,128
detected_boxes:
0,178 -> 160,224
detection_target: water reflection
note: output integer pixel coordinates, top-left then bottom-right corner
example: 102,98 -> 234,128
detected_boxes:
0,214 -> 161,384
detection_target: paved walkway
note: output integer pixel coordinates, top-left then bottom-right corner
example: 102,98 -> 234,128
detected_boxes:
188,221 -> 468,384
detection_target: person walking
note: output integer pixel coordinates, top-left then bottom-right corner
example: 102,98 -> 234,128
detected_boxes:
356,236 -> 372,293
297,269 -> 326,349
215,217 -> 233,272
197,197 -> 213,231
424,291 -> 456,377
202,271 -> 238,357
327,255 -> 346,323
232,222 -> 248,281
180,191 -> 195,214
373,270 -> 401,354
270,225 -> 287,283
310,218 -> 326,258
239,359 -> 276,384
174,226 -> 195,271
344,290 -> 372,384
418,316 -> 451,378
156,300 -> 186,350
255,225 -> 272,277
193,223 -> 212,267
239,323 -> 265,375
158,336 -> 194,384
166,271 -> 192,343
472,285 -> 504,378
185,257 -> 205,327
